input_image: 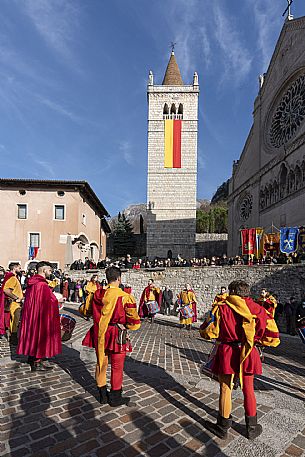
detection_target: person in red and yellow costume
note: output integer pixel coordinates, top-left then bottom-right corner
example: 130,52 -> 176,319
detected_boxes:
17,261 -> 62,371
83,274 -> 100,319
0,262 -> 23,344
82,266 -> 141,407
200,280 -> 280,440
177,284 -> 198,329
212,286 -> 228,306
138,279 -> 162,323
257,288 -> 277,318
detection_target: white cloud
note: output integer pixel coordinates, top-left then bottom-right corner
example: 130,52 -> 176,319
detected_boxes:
249,0 -> 282,72
213,4 -> 252,84
118,140 -> 134,166
36,95 -> 82,124
20,0 -> 80,63
28,153 -> 56,178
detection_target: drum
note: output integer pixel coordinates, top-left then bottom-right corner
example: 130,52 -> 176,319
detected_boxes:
201,341 -> 218,381
179,304 -> 194,319
147,300 -> 160,315
59,314 -> 76,341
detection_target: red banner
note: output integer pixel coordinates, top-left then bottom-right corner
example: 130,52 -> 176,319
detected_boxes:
241,229 -> 256,255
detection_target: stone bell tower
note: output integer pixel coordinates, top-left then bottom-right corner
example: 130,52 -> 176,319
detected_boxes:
146,51 -> 199,259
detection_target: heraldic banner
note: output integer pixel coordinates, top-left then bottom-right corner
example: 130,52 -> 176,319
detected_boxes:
298,226 -> 305,253
241,228 -> 256,255
280,227 -> 299,254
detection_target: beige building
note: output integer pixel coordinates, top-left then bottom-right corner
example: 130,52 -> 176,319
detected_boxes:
228,15 -> 305,255
0,179 -> 110,269
146,51 -> 199,258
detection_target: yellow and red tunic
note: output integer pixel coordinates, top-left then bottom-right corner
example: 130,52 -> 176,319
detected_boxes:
177,290 -> 197,325
82,285 -> 141,370
258,295 -> 277,318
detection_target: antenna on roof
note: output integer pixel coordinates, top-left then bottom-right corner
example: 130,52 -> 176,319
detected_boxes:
170,42 -> 176,53
282,0 -> 293,20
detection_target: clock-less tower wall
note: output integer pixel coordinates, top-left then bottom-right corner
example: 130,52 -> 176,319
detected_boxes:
228,16 -> 305,256
146,52 -> 199,259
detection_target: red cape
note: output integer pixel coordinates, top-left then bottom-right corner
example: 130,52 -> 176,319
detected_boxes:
138,286 -> 162,318
0,272 -> 14,335
17,275 -> 62,358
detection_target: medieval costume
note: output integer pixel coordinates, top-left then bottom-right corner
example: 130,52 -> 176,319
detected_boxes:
200,294 -> 280,439
177,287 -> 197,328
82,285 -> 140,406
212,291 -> 229,306
17,275 -> 62,371
139,283 -> 162,322
83,278 -> 100,318
257,293 -> 277,318
0,272 -> 23,342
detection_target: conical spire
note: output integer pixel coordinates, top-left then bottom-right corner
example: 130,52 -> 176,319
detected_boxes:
162,51 -> 184,86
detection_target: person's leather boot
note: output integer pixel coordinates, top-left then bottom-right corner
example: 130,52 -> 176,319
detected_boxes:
108,389 -> 130,407
245,415 -> 263,440
98,386 -> 108,405
205,414 -> 232,439
9,333 -> 18,346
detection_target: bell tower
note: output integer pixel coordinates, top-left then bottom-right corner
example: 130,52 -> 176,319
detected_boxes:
146,51 -> 199,259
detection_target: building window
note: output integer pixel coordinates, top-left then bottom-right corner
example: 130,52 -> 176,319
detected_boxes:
55,205 -> 65,220
57,191 -> 65,197
30,233 -> 40,248
19,190 -> 26,196
82,214 -> 87,226
17,204 -> 27,219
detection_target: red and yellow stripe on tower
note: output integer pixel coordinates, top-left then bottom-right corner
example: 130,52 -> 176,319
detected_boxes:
164,119 -> 182,168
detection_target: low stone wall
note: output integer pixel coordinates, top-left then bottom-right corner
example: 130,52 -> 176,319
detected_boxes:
68,264 -> 305,319
195,233 -> 228,258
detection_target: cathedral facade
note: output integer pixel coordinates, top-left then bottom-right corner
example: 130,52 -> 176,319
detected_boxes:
146,52 -> 199,259
228,16 -> 305,256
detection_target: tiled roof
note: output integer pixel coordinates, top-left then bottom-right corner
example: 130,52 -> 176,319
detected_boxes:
162,51 -> 184,86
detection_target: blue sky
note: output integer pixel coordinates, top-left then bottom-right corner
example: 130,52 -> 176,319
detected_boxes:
0,0 -> 303,216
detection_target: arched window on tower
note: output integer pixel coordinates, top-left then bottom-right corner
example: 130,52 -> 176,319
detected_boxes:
177,103 -> 183,120
163,103 -> 169,115
170,103 -> 176,115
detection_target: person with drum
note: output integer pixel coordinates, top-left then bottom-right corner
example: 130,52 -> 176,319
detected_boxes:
17,261 -> 63,372
138,279 -> 162,323
82,266 -> 141,407
177,284 -> 197,330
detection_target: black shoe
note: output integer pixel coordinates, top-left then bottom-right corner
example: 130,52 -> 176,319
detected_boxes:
98,386 -> 108,405
9,333 -> 18,345
30,360 -> 53,372
108,389 -> 130,407
205,414 -> 232,439
245,415 -> 263,440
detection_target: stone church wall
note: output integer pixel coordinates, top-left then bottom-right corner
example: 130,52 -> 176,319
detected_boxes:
68,264 -> 305,318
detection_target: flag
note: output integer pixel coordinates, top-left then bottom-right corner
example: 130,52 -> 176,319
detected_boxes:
255,228 -> 264,257
33,247 -> 39,259
241,228 -> 256,255
298,226 -> 305,253
164,119 -> 182,168
263,232 -> 280,254
28,246 -> 34,260
280,227 -> 299,254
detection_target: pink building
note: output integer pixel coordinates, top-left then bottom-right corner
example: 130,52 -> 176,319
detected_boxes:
0,179 -> 110,269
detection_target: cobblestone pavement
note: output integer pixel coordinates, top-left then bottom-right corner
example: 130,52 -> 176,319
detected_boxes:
0,303 -> 304,457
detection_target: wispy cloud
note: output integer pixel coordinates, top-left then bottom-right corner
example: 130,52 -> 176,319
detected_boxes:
213,4 -> 252,84
118,140 -> 134,166
36,95 -> 83,124
249,0 -> 282,72
28,153 -> 56,178
20,0 -> 80,65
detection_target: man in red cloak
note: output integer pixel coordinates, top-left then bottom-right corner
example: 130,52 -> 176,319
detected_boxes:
138,279 -> 162,323
17,261 -> 62,372
0,262 -> 23,342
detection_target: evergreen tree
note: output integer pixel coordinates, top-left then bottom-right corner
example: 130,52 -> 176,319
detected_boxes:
111,212 -> 135,256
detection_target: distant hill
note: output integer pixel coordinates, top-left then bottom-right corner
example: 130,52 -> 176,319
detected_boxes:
211,180 -> 229,205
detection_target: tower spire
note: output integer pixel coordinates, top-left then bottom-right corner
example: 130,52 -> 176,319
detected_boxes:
162,49 -> 184,86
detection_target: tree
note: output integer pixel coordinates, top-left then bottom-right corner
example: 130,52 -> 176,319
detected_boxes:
196,204 -> 228,234
111,212 -> 135,256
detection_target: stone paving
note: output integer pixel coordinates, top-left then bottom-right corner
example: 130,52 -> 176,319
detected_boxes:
0,303 -> 305,457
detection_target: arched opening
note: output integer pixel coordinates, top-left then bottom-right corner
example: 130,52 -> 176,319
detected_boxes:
288,169 -> 295,194
259,189 -> 265,210
295,165 -> 302,190
90,242 -> 99,263
170,103 -> 176,114
163,103 -> 169,115
273,180 -> 279,202
279,164 -> 288,199
178,103 -> 183,114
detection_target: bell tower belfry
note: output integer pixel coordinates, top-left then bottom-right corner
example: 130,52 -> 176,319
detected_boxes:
146,51 -> 199,259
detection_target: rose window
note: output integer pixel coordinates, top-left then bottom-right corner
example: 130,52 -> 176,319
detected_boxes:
239,194 -> 253,221
270,74 -> 305,148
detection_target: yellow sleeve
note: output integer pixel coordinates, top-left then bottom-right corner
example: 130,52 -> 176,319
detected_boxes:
123,294 -> 141,331
199,306 -> 220,340
5,277 -> 18,290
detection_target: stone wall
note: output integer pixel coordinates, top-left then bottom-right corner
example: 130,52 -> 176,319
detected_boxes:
195,233 -> 228,258
68,264 -> 305,319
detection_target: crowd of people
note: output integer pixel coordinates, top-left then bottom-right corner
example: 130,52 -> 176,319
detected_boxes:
69,252 -> 304,272
0,260 -> 304,440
